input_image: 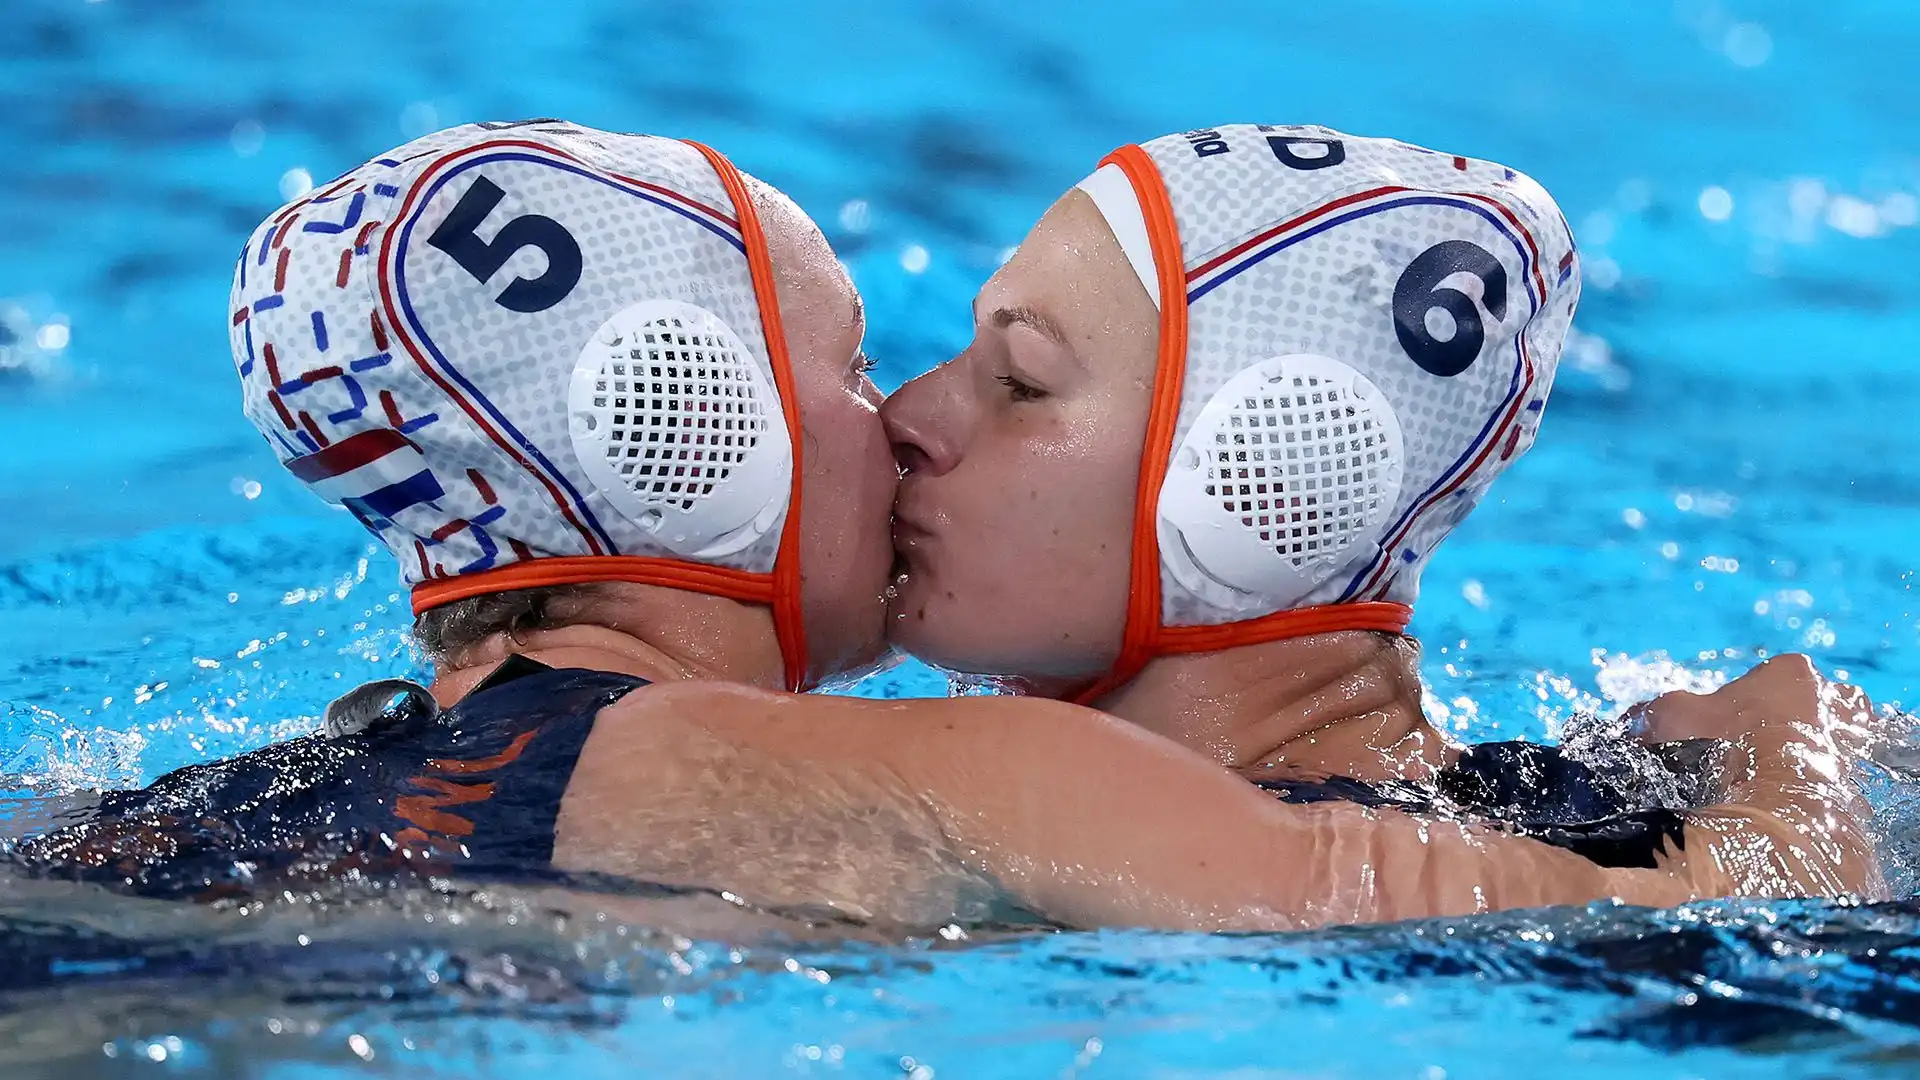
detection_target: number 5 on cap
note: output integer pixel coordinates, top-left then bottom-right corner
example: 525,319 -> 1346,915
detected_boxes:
428,175 -> 583,314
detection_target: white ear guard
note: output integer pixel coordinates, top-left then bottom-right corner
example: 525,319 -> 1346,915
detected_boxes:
1157,354 -> 1405,615
568,298 -> 793,559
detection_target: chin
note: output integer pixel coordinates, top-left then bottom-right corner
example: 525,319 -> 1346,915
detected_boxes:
885,584 -> 990,675
889,586 -> 1117,691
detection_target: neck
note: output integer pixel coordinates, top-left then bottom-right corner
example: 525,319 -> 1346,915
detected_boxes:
426,584 -> 785,708
1091,631 -> 1448,784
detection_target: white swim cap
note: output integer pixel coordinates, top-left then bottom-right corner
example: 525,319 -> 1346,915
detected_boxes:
228,120 -> 812,688
1072,124 -> 1580,695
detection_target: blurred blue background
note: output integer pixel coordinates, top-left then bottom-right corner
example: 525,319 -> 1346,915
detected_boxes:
2,4 -> 1919,1077
1,0 -> 1916,774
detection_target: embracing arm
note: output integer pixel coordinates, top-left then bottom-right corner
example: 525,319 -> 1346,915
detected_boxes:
553,682 -> 1752,931
1629,654 -> 1886,901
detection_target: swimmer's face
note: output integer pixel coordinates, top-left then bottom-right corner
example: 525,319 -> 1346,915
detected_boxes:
754,180 -> 896,682
883,191 -> 1157,683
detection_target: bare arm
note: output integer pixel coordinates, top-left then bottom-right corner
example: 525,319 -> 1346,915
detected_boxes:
552,682 -> 1724,931
1629,654 -> 1887,901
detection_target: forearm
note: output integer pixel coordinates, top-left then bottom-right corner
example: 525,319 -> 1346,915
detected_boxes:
1649,736 -> 1885,899
1666,801 -> 1884,900
735,698 -> 1673,930
599,687 -> 1329,930
1627,654 -> 1887,900
581,685 -> 1712,931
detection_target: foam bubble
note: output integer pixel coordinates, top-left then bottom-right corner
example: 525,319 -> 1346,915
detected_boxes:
837,199 -> 871,234
1827,195 -> 1883,238
279,167 -> 313,201
230,119 -> 265,158
399,102 -> 439,140
1698,186 -> 1734,222
1723,22 -> 1773,67
35,323 -> 69,351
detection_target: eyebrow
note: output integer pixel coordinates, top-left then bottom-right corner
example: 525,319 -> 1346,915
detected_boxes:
985,304 -> 1069,346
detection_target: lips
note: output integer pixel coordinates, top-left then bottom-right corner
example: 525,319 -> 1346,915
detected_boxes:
892,512 -> 930,541
890,504 -> 935,586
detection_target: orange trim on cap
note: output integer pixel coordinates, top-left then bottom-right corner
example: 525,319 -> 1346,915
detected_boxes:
1071,144 -> 1189,707
1155,602 -> 1412,654
685,141 -> 811,692
1067,150 -> 1415,709
412,556 -> 777,615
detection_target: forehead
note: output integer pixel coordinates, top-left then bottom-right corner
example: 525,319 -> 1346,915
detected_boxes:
754,186 -> 862,369
978,191 -> 1153,345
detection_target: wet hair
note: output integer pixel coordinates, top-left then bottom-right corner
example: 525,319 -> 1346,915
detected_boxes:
411,585 -> 598,661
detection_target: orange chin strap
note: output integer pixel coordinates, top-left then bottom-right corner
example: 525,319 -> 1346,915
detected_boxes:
1069,145 -> 1412,707
411,142 -> 812,693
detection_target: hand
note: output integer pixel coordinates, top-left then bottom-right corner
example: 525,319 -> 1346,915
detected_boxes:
1631,654 -> 1884,898
1631,653 -> 1874,764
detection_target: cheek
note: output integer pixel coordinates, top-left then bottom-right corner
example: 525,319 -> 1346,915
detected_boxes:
1011,408 -> 1135,529
936,413 -> 1137,596
809,394 -> 893,533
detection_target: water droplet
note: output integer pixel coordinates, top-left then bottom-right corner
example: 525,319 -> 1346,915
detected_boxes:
1723,22 -> 1773,67
1698,186 -> 1734,222
1584,257 -> 1621,291
1827,195 -> 1883,238
34,322 -> 70,351
279,167 -> 313,201
1579,211 -> 1616,246
230,119 -> 265,157
399,102 -> 439,139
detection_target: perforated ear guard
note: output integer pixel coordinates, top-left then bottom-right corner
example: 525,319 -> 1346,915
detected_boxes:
1157,354 -> 1405,615
568,299 -> 793,559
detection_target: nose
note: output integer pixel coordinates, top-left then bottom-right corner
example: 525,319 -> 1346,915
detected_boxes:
881,362 -> 968,479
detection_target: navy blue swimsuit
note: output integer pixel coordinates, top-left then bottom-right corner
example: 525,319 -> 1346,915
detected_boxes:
16,657 -> 1709,896
14,656 -> 645,899
1258,740 -> 1716,869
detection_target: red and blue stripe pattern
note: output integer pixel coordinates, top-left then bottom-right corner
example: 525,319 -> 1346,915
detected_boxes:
377,138 -> 748,560
1180,185 -> 1554,603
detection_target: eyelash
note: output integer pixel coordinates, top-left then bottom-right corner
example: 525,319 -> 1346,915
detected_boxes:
996,374 -> 1048,402
853,352 -> 878,375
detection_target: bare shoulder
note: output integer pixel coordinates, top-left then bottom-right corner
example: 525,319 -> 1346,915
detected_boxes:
580,681 -> 1152,815
555,680 -> 1000,925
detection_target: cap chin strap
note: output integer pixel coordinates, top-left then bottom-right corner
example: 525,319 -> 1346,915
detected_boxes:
410,141 -> 812,692
1067,145 -> 1411,708
692,140 -> 809,691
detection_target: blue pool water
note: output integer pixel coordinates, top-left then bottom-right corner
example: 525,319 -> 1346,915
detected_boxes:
2,0 -> 1918,1074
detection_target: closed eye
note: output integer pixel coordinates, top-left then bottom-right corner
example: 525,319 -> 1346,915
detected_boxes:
996,374 -> 1047,402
